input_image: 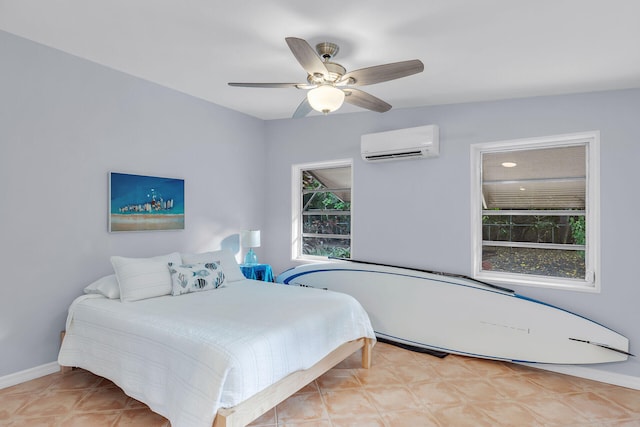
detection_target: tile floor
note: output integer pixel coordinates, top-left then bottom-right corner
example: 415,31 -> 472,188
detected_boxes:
1,342 -> 639,426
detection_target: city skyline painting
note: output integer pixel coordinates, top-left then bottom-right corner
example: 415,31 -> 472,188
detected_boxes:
109,172 -> 184,232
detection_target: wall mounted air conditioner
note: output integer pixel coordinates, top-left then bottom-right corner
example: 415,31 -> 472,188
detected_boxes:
361,124 -> 439,162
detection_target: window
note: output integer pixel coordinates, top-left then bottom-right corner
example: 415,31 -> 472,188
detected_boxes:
292,159 -> 352,261
471,132 -> 600,291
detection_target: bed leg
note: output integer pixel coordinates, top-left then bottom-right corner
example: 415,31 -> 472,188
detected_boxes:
361,338 -> 373,369
212,412 -> 228,427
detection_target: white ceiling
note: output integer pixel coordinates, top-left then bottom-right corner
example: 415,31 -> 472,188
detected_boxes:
2,0 -> 639,120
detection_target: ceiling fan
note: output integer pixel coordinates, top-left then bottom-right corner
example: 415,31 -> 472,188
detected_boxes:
228,37 -> 424,118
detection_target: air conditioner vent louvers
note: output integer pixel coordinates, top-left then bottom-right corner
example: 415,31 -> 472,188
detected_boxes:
364,150 -> 424,161
361,125 -> 439,162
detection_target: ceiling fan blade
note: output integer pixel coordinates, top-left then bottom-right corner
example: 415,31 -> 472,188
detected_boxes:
343,89 -> 391,113
340,59 -> 424,86
285,37 -> 329,78
228,82 -> 302,88
292,97 -> 313,119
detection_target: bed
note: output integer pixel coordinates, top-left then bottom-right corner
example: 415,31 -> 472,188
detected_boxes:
58,250 -> 375,427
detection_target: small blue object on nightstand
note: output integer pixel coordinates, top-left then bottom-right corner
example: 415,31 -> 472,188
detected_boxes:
240,264 -> 273,282
241,230 -> 261,264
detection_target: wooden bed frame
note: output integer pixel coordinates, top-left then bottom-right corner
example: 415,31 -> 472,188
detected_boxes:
213,337 -> 373,427
60,332 -> 373,427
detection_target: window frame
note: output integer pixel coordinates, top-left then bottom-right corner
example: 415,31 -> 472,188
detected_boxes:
470,131 -> 600,292
291,158 -> 353,262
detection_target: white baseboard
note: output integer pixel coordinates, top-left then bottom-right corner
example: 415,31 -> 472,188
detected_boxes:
519,363 -> 640,390
1,360 -> 638,392
0,362 -> 60,390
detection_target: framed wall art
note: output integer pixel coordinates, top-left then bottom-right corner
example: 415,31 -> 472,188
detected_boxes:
109,172 -> 184,232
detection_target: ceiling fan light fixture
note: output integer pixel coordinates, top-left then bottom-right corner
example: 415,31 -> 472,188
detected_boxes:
307,85 -> 345,114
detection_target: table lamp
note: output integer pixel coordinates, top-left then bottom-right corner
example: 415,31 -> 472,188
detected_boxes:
241,230 -> 260,265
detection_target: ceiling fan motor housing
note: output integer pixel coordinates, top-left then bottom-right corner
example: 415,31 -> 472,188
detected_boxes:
316,42 -> 339,60
308,61 -> 346,84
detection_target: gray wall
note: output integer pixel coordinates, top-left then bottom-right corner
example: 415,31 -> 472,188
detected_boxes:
0,31 -> 267,376
2,28 -> 638,381
264,89 -> 640,378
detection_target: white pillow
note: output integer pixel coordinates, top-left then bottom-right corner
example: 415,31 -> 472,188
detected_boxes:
111,252 -> 182,302
168,261 -> 225,296
84,274 -> 120,299
181,250 -> 245,282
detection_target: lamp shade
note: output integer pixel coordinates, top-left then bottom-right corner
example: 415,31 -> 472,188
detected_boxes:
307,85 -> 345,114
241,230 -> 261,248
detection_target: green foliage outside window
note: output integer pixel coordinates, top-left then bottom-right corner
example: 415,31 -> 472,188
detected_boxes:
481,213 -> 586,278
302,171 -> 351,258
482,213 -> 584,245
569,216 -> 586,246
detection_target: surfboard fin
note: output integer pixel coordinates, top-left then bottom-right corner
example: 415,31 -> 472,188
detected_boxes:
377,336 -> 449,359
569,338 -> 635,357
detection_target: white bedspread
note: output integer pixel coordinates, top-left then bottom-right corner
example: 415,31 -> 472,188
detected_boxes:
58,279 -> 375,427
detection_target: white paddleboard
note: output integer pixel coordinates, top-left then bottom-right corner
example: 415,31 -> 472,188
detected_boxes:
276,260 -> 631,364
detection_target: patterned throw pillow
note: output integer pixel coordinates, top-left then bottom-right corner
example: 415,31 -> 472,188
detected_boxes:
168,261 -> 225,296
181,250 -> 245,282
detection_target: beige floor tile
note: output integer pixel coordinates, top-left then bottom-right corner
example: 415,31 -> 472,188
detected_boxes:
562,392 -> 633,422
523,396 -> 592,424
423,357 -> 475,380
390,361 -> 440,384
278,420 -> 332,427
501,361 -> 541,375
329,414 -> 386,427
594,386 -> 640,413
375,343 -> 423,365
447,378 -> 511,401
322,389 -> 377,418
0,373 -> 60,397
475,400 -> 546,426
113,408 -> 169,426
0,393 -> 33,420
381,409 -> 441,427
59,411 -> 121,426
364,385 -> 421,412
333,349 -> 368,369
0,415 -> 64,426
524,370 -> 589,393
49,369 -> 103,391
456,357 -> 516,377
293,381 -> 319,395
2,344 -> 639,426
429,403 -> 496,427
410,380 -> 467,406
600,419 -> 640,427
354,365 -> 403,387
124,397 -> 149,410
275,391 -> 328,423
489,372 -> 550,399
96,377 -> 119,388
74,386 -> 131,412
316,368 -> 361,393
16,389 -> 88,418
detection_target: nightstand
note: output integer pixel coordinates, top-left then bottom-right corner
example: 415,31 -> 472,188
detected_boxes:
240,263 -> 274,282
